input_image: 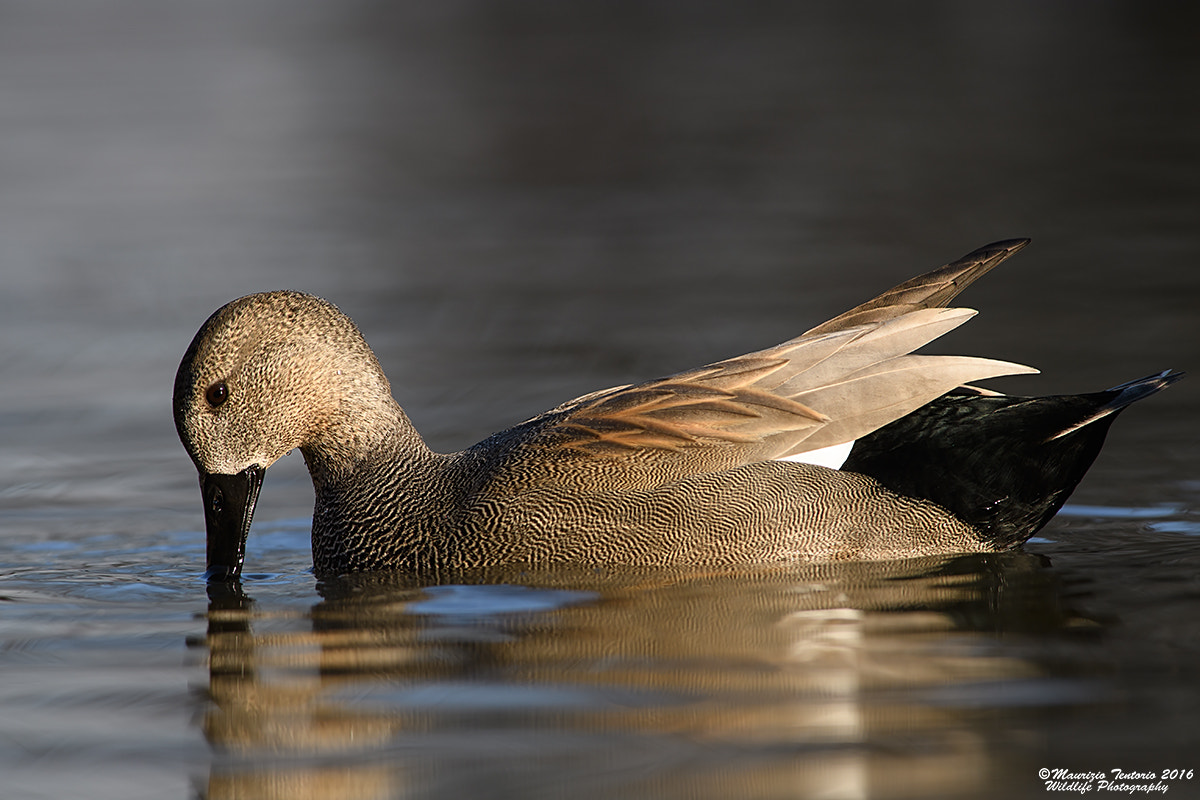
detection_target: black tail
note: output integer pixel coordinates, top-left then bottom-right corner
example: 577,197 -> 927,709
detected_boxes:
843,370 -> 1183,549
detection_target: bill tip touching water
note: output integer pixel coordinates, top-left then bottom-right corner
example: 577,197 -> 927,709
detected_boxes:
172,239 -> 1182,580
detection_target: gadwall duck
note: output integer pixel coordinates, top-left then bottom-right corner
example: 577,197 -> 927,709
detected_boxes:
173,239 -> 1180,579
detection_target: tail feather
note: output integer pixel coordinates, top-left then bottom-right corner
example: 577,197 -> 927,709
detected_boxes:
1047,369 -> 1184,441
842,371 -> 1182,549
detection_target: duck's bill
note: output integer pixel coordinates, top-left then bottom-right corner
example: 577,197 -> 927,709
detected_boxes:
201,465 -> 264,582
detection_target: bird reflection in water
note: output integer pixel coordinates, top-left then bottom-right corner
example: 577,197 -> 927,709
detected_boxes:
192,552 -> 1088,800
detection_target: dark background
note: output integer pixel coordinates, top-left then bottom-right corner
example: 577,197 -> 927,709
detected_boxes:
1,0 -> 1196,545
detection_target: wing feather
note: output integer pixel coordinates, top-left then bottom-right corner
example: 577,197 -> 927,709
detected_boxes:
526,240 -> 1036,473
803,238 -> 1029,336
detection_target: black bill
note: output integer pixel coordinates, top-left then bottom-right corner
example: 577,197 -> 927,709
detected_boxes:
201,465 -> 264,581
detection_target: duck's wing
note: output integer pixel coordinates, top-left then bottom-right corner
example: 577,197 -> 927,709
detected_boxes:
525,240 -> 1037,472
803,238 -> 1030,335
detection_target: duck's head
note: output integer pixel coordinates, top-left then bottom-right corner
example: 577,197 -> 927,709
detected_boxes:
173,291 -> 394,581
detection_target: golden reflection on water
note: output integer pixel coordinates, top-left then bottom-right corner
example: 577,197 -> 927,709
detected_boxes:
194,553 -> 1079,799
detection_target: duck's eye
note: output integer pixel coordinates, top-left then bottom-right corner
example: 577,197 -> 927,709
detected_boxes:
205,381 -> 229,408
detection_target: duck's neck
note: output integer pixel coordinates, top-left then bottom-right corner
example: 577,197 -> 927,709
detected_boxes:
301,400 -> 454,574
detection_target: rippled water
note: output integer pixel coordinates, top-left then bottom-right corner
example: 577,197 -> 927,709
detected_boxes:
2,3 -> 1198,799
4,512 -> 1199,799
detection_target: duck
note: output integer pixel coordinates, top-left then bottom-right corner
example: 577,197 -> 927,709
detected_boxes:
173,239 -> 1181,579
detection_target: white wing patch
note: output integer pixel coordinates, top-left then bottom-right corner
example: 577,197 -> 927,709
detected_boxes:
777,440 -> 854,470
